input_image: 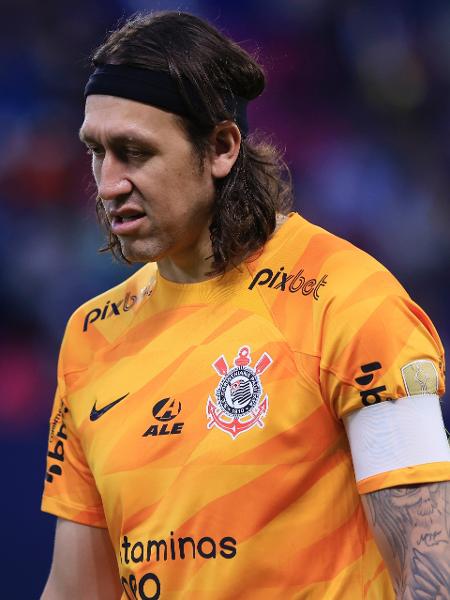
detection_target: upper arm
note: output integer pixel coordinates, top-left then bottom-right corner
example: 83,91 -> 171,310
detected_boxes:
362,482 -> 450,598
345,392 -> 450,596
41,518 -> 122,600
319,274 -> 445,421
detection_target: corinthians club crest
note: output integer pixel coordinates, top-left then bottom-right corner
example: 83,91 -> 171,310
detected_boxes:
207,346 -> 272,439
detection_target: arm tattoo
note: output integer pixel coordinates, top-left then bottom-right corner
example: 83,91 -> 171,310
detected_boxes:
365,481 -> 450,599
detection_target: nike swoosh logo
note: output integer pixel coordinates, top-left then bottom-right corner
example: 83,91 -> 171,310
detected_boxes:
90,393 -> 130,421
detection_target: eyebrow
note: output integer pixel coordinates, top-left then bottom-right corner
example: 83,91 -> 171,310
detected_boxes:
78,129 -> 155,148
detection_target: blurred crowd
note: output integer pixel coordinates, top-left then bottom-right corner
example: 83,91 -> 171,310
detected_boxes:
2,0 -> 450,448
3,0 -> 450,595
2,0 -> 450,434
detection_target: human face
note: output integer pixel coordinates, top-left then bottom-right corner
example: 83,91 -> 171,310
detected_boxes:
79,95 -> 215,277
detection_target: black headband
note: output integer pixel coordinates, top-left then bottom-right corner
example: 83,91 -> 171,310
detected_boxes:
84,64 -> 249,136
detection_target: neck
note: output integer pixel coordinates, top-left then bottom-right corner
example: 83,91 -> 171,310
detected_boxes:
157,256 -> 215,283
157,225 -> 215,284
156,212 -> 289,284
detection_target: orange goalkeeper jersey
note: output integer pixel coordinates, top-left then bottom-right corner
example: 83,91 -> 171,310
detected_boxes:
42,213 -> 448,599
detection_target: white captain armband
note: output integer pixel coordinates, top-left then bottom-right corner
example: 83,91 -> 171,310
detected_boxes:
344,394 -> 450,483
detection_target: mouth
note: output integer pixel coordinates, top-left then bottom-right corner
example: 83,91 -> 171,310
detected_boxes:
110,212 -> 147,236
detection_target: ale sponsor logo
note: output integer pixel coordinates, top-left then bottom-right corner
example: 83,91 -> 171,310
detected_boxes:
248,266 -> 328,299
207,346 -> 272,439
143,397 -> 184,437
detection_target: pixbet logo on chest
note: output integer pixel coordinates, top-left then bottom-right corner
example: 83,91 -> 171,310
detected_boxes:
248,266 -> 328,299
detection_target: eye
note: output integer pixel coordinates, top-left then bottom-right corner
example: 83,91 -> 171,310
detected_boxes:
122,147 -> 149,160
86,145 -> 104,158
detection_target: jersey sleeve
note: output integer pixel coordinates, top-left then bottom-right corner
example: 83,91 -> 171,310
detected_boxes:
41,328 -> 107,528
319,264 -> 448,493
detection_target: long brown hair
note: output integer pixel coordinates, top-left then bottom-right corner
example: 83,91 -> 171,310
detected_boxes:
92,11 -> 293,274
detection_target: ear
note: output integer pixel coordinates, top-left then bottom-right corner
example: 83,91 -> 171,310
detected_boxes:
209,121 -> 241,179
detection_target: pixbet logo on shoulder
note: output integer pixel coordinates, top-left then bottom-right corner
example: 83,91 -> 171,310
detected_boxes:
248,266 -> 328,299
83,284 -> 153,332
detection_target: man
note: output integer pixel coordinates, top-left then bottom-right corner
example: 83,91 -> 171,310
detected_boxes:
41,11 -> 450,600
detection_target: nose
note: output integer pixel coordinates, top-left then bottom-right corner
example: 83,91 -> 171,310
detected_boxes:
96,152 -> 132,201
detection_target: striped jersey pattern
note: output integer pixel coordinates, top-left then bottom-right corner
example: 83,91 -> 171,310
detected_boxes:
42,213 -> 447,599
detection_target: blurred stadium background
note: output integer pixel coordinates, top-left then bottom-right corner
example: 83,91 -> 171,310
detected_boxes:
2,0 -> 449,596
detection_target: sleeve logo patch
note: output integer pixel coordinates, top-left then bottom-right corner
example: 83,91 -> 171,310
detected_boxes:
401,360 -> 438,396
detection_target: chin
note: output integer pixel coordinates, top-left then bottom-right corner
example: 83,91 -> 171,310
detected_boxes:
120,239 -> 165,264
